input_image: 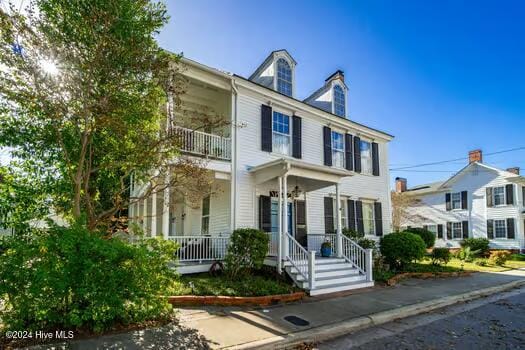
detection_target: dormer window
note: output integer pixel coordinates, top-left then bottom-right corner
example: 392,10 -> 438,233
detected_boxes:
333,85 -> 345,117
276,58 -> 292,96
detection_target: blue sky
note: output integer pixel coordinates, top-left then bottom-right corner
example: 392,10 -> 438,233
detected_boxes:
157,0 -> 525,187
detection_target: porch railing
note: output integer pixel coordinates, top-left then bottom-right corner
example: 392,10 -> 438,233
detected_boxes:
306,234 -> 337,255
285,233 -> 316,289
341,235 -> 373,281
171,126 -> 231,161
169,235 -> 230,262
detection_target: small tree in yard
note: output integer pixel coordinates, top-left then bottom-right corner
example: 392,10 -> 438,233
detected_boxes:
0,0 -> 222,232
224,228 -> 270,279
391,192 -> 420,232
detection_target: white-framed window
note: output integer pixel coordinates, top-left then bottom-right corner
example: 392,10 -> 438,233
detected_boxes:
333,85 -> 345,117
452,222 -> 462,239
332,131 -> 345,168
272,111 -> 290,155
360,140 -> 373,174
493,186 -> 505,206
494,219 -> 507,238
276,58 -> 292,96
201,196 -> 210,235
362,202 -> 375,235
426,224 -> 438,236
451,192 -> 462,210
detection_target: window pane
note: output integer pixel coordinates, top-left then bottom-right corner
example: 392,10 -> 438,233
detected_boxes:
276,58 -> 292,96
360,141 -> 372,174
494,220 -> 506,238
494,187 -> 504,206
452,222 -> 462,239
362,202 -> 375,235
271,200 -> 278,232
202,196 -> 210,216
427,224 -> 438,235
333,85 -> 345,117
452,192 -> 461,209
332,131 -> 345,168
272,112 -> 291,155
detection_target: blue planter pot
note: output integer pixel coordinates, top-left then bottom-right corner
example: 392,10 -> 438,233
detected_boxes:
321,246 -> 332,257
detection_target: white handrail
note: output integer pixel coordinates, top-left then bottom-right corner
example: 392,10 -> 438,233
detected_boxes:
341,235 -> 372,280
168,235 -> 230,262
171,126 -> 231,160
285,233 -> 314,288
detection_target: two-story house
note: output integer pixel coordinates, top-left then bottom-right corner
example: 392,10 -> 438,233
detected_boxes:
397,149 -> 525,252
130,50 -> 394,294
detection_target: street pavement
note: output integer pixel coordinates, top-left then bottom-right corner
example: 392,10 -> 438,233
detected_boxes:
318,286 -> 525,350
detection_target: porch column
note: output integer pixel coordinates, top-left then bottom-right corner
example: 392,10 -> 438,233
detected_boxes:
282,174 -> 289,258
335,183 -> 343,258
277,176 -> 283,273
162,174 -> 170,239
151,191 -> 157,237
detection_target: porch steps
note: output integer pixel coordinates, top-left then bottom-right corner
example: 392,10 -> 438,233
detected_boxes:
284,257 -> 373,295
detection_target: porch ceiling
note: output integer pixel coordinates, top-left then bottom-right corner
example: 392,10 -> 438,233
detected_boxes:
248,158 -> 354,190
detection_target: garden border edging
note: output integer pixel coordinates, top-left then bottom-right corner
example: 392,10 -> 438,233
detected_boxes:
386,270 -> 474,286
167,292 -> 305,306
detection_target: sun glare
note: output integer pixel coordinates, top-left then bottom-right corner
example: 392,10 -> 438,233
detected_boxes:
40,59 -> 58,75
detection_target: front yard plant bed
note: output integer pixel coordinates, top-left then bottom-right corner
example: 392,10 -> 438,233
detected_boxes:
168,292 -> 305,306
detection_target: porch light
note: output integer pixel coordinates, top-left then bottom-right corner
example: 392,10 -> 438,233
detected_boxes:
290,185 -> 303,199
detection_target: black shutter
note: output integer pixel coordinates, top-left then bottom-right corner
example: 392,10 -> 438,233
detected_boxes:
445,193 -> 452,211
446,222 -> 452,239
506,184 -> 514,205
324,197 -> 334,233
259,195 -> 271,232
353,136 -> 361,173
347,199 -> 356,231
461,191 -> 468,210
486,187 -> 493,207
356,200 -> 364,234
487,220 -> 494,239
462,221 -> 469,239
374,202 -> 383,236
372,142 -> 380,176
437,224 -> 444,239
522,187 -> 525,206
292,115 -> 302,159
507,218 -> 515,239
345,134 -> 354,171
323,126 -> 332,166
261,104 -> 272,152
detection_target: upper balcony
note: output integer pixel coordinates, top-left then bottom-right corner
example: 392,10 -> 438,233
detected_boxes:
171,125 -> 231,161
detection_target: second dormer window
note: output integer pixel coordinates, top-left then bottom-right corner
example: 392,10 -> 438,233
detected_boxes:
276,58 -> 292,96
333,85 -> 345,117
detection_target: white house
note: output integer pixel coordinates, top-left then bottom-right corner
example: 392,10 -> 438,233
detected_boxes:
130,50 -> 394,295
397,149 -> 525,251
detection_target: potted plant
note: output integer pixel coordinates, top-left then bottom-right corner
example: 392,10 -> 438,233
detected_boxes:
321,240 -> 332,257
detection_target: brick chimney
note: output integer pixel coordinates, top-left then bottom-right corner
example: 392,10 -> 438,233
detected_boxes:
395,177 -> 407,193
468,149 -> 483,163
325,70 -> 345,84
506,167 -> 520,175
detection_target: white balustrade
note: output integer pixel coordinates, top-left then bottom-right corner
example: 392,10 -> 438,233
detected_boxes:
285,233 -> 314,288
307,234 -> 337,255
341,235 -> 373,280
169,235 -> 230,262
171,126 -> 231,160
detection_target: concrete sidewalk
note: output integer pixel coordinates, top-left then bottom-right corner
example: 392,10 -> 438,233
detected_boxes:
25,269 -> 525,349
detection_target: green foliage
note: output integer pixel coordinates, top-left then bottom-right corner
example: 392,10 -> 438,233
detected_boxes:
224,228 -> 269,279
174,272 -> 294,297
373,268 -> 396,283
0,225 -> 178,333
460,238 -> 490,256
475,258 -> 488,267
430,248 -> 451,265
403,227 -> 435,249
343,227 -> 377,252
342,227 -> 360,239
509,254 -> 525,261
489,250 -> 511,266
456,246 -> 479,262
321,240 -> 332,249
379,232 -> 426,269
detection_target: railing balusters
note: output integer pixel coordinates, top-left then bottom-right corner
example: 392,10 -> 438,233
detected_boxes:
170,126 -> 231,160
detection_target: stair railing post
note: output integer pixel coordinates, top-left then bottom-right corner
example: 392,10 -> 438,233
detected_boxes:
308,250 -> 316,290
365,248 -> 373,282
277,176 -> 283,273
335,183 -> 343,258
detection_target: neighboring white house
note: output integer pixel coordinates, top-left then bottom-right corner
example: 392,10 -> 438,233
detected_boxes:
397,149 -> 525,251
130,50 -> 394,294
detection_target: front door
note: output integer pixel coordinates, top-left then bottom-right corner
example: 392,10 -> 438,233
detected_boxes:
295,200 -> 307,247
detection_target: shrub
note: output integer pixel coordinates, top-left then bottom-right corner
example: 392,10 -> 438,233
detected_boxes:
0,224 -> 178,333
475,258 -> 488,266
456,246 -> 478,262
509,254 -> 525,261
343,228 -> 377,253
489,250 -> 511,266
403,228 -> 436,249
224,228 -> 269,279
379,232 -> 426,269
430,248 -> 451,265
460,238 -> 490,256
343,228 -> 362,240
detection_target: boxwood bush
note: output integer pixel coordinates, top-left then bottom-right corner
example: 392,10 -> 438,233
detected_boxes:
0,224 -> 178,333
430,248 -> 451,265
460,238 -> 490,256
379,232 -> 426,269
224,228 -> 269,279
403,227 -> 435,249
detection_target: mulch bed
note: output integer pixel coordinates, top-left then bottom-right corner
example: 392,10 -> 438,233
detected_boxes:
167,291 -> 305,306
386,271 -> 474,286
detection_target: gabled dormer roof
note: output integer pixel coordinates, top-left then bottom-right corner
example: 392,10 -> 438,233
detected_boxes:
304,70 -> 348,116
248,49 -> 297,81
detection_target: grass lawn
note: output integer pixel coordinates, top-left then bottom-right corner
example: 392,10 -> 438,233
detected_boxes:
173,272 -> 297,297
428,258 -> 525,273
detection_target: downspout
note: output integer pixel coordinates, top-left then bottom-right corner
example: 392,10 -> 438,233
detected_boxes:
230,78 -> 239,231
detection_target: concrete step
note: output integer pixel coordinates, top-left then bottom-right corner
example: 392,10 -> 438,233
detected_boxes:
315,262 -> 354,271
293,267 -> 361,281
314,257 -> 347,265
314,274 -> 366,287
309,281 -> 375,296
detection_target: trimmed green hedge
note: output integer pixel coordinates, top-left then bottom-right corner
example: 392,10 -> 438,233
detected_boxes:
380,232 -> 426,269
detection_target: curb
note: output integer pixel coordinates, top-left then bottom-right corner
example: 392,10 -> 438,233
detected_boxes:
227,278 -> 525,349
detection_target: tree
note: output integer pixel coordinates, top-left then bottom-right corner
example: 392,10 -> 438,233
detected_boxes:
391,191 -> 420,232
0,1 -> 223,231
